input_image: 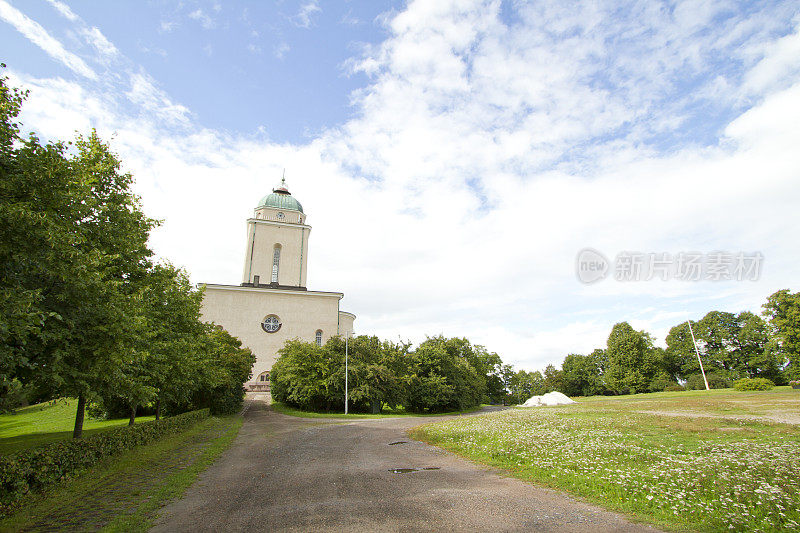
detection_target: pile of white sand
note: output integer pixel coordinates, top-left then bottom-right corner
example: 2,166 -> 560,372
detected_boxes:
520,391 -> 576,407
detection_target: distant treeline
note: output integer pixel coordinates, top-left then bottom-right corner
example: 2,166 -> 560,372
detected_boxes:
508,289 -> 800,401
271,335 -> 507,413
0,71 -> 255,434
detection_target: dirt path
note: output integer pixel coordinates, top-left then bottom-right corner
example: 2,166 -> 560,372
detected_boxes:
151,401 -> 659,532
639,409 -> 800,425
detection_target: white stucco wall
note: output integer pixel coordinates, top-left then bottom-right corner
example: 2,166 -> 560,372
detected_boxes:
201,284 -> 343,384
338,311 -> 356,337
241,210 -> 310,287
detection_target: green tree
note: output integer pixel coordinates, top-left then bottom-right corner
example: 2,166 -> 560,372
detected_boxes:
604,322 -> 657,394
0,71 -> 159,436
763,289 -> 800,380
508,370 -> 544,404
406,337 -> 484,412
561,353 -> 606,397
189,325 -> 255,414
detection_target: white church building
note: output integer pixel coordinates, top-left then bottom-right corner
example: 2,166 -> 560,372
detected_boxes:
199,178 -> 355,391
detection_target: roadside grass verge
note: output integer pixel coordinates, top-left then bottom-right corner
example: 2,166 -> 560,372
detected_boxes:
0,414 -> 241,532
413,390 -> 799,532
0,399 -> 155,455
270,401 -> 488,419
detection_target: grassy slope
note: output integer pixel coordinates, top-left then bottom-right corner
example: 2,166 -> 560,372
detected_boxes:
0,414 -> 242,532
271,401 -> 486,419
0,399 -> 155,455
413,388 -> 800,532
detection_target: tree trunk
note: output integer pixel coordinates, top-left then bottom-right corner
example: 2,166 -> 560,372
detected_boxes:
129,405 -> 136,426
155,398 -> 161,421
73,394 -> 86,439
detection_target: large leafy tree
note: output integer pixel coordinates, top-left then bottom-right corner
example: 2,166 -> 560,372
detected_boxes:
407,336 -> 484,412
508,370 -> 544,404
0,71 -> 157,435
561,353 -> 606,397
763,289 -> 800,380
604,322 -> 658,394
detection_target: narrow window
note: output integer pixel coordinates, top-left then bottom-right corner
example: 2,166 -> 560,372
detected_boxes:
315,330 -> 323,346
271,245 -> 281,283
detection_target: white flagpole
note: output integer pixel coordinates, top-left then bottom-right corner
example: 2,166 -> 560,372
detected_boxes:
687,320 -> 710,391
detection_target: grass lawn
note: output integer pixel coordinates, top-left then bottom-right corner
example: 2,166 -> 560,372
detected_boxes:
413,387 -> 800,532
0,414 -> 242,532
0,399 -> 155,455
270,401 -> 488,419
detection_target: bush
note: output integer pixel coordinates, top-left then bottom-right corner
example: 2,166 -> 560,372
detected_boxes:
664,384 -> 685,392
685,373 -> 730,390
0,408 -> 209,514
733,378 -> 774,391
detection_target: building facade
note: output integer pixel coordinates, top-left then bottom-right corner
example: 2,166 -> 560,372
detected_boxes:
200,179 -> 355,390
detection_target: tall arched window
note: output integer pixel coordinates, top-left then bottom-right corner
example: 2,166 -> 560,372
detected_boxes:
315,330 -> 323,346
271,245 -> 281,283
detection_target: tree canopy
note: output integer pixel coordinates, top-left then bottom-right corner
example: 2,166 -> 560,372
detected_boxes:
0,68 -> 253,432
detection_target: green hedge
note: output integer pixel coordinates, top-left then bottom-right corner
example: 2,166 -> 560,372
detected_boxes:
733,378 -> 775,391
0,408 -> 209,514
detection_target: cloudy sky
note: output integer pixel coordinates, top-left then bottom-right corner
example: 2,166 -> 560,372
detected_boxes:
2,0 -> 799,371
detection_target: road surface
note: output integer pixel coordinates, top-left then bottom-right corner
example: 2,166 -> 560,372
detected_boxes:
152,398 -> 659,532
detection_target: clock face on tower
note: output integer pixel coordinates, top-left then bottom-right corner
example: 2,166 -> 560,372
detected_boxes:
277,212 -> 285,219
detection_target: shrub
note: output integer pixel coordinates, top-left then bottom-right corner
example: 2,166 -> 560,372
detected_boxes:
685,373 -> 730,390
648,372 -> 677,393
733,378 -> 774,391
664,384 -> 685,392
0,408 -> 209,514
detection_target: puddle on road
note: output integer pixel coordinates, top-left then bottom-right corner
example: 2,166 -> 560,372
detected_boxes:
388,467 -> 441,474
388,441 -> 408,445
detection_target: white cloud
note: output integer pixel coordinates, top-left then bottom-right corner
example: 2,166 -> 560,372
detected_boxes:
125,72 -> 191,125
7,0 -> 800,372
189,8 -> 215,30
0,0 -> 96,79
274,42 -> 290,59
294,0 -> 321,29
743,24 -> 800,95
80,26 -> 119,60
45,0 -> 78,22
159,20 -> 178,33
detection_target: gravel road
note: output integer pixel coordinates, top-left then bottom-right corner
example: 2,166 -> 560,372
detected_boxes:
151,398 -> 659,532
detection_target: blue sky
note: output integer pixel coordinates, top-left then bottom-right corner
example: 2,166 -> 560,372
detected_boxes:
2,0 -> 799,370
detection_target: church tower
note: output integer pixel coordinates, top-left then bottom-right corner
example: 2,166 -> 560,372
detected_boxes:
200,175 -> 354,390
241,177 -> 310,289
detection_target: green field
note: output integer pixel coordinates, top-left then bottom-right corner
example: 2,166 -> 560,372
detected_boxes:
413,387 -> 800,532
0,399 -> 156,455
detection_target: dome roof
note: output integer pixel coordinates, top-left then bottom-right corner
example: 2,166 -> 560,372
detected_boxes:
257,177 -> 304,213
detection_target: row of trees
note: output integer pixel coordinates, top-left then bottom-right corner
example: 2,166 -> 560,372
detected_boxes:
271,335 -> 506,413
0,70 -> 254,435
272,287 -> 798,411
541,289 -> 800,397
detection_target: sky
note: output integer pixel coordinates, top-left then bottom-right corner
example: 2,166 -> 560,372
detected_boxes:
1,0 -> 799,371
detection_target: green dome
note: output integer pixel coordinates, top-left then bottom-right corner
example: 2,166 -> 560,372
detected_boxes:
257,178 -> 303,213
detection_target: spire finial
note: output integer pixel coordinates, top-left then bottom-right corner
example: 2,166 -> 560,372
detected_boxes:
273,169 -> 290,194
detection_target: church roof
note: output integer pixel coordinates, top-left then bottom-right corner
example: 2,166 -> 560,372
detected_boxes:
257,177 -> 304,213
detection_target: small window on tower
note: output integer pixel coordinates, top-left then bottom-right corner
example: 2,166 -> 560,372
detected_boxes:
315,330 -> 323,346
